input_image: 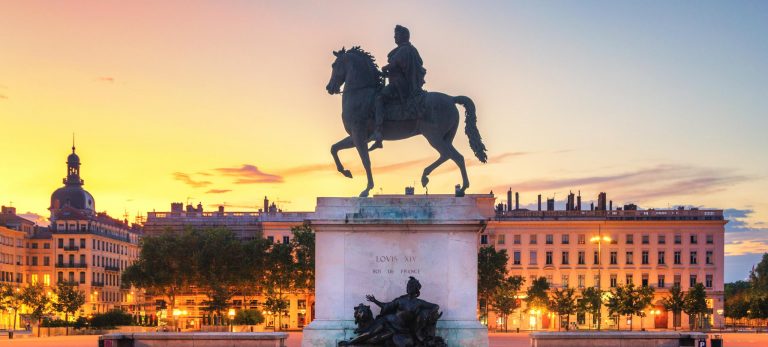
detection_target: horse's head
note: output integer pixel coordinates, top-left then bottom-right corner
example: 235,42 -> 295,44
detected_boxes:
326,46 -> 382,95
326,47 -> 347,95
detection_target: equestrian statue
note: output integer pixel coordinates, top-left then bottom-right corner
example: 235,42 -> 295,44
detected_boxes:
325,25 -> 487,197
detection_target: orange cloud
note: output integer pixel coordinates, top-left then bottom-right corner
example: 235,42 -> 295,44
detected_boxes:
172,172 -> 212,188
205,189 -> 231,194
215,164 -> 283,184
96,76 -> 115,83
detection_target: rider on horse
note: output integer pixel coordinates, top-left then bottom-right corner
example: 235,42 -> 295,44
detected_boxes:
371,25 -> 427,150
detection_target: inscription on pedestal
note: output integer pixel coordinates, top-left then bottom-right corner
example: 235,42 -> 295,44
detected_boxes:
372,255 -> 421,276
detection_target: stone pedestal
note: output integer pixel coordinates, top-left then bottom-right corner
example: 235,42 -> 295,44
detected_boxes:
302,195 -> 493,347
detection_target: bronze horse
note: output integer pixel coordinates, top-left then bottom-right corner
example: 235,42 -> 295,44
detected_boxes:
325,47 -> 487,197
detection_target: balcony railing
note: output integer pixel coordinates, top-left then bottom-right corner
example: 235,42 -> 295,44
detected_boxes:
104,266 -> 121,272
63,245 -> 80,251
91,281 -> 105,287
55,262 -> 87,268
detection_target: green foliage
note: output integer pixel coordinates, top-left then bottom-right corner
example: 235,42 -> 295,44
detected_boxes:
478,246 -> 509,320
52,281 -> 86,335
548,287 -> 577,331
579,287 -> 603,330
90,309 -> 133,328
233,309 -> 265,325
490,275 -> 525,332
22,284 -> 53,337
723,254 -> 768,324
661,284 -> 686,330
122,229 -> 197,323
525,277 -> 550,312
606,284 -> 651,330
725,281 -> 751,319
122,225 -> 318,329
684,283 -> 708,330
291,223 -> 315,292
750,253 -> 768,296
0,284 -> 25,331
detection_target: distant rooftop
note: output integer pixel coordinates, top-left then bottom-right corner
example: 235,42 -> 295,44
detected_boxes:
494,208 -> 724,221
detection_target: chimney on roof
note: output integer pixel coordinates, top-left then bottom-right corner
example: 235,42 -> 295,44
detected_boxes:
405,186 -> 415,195
507,188 -> 512,211
590,202 -> 594,211
577,191 -> 582,211
537,195 -> 542,211
1,206 -> 15,215
263,196 -> 269,214
515,192 -> 519,210
185,204 -> 194,212
566,192 -> 575,211
171,202 -> 183,213
546,198 -> 555,211
218,205 -> 224,213
597,192 -> 607,211
197,202 -> 203,212
609,200 -> 613,211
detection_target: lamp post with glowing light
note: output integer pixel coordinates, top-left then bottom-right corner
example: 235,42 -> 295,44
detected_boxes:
228,309 -> 236,332
590,229 -> 611,331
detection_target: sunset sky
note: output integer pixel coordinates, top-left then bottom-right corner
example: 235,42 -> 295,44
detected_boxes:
1,1 -> 766,282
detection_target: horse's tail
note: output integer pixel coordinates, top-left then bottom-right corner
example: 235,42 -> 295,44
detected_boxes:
454,96 -> 488,163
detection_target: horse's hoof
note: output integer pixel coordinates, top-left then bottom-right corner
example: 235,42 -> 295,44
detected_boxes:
368,142 -> 383,151
359,190 -> 370,198
421,176 -> 429,187
341,170 -> 353,178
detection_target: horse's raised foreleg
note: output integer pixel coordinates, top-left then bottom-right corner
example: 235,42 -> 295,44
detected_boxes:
421,155 -> 448,188
331,136 -> 355,178
353,134 -> 374,197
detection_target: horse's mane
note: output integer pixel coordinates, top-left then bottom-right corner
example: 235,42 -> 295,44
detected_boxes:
345,46 -> 384,89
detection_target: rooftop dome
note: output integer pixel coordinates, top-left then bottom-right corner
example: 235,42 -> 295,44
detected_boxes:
50,144 -> 95,214
50,186 -> 95,212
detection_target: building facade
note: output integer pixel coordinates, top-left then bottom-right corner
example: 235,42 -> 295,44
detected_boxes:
482,191 -> 726,331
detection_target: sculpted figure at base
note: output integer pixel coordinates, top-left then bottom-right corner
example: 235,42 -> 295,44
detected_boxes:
326,25 -> 488,198
338,277 -> 447,347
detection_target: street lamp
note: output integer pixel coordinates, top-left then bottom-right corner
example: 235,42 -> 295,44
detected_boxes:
228,309 -> 236,332
590,228 -> 611,330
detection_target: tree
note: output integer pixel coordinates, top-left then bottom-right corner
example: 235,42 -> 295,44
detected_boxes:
264,241 -> 295,331
579,286 -> 603,330
236,237 -> 270,309
749,253 -> 768,297
264,296 -> 289,331
661,284 -> 686,330
52,281 -> 85,335
291,223 -> 315,293
684,283 -> 708,330
490,275 -> 525,332
607,284 -> 638,330
195,228 -> 244,323
22,284 -> 52,337
548,287 -> 577,331
635,285 -> 655,331
122,230 -> 197,328
0,284 -> 24,333
233,309 -> 265,325
725,281 -> 751,324
525,277 -> 550,329
478,246 -> 509,324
